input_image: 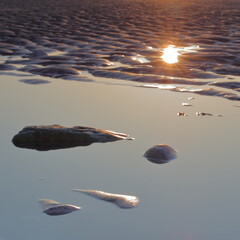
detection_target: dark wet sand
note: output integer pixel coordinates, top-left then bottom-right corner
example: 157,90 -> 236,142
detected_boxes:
0,0 -> 240,101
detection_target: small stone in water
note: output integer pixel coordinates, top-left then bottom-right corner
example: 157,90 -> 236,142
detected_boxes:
143,144 -> 177,164
182,102 -> 192,106
38,199 -> 81,216
177,112 -> 188,116
196,112 -> 213,116
196,112 -> 223,117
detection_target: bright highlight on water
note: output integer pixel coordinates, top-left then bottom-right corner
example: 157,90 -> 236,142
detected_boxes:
161,45 -> 179,64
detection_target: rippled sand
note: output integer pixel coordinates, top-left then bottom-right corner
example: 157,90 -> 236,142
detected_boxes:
0,0 -> 240,101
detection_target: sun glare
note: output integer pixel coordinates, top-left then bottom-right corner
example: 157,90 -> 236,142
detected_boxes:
161,45 -> 179,64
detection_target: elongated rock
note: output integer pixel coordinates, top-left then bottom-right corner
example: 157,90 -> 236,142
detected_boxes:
72,189 -> 139,209
12,125 -> 134,151
38,199 -> 81,216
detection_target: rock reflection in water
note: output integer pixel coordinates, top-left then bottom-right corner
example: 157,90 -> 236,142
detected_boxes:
12,125 -> 134,151
38,199 -> 81,216
143,144 -> 177,164
72,189 -> 139,209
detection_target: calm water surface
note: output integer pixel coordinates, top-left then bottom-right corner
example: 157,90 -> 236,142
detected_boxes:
0,0 -> 240,239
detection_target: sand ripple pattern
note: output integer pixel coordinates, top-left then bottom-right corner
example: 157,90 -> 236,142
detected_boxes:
0,0 -> 240,100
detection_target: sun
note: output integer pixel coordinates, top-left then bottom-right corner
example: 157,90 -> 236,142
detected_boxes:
161,45 -> 179,64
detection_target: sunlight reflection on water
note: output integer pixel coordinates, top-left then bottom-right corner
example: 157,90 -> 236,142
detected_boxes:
161,45 -> 179,64
161,45 -> 200,64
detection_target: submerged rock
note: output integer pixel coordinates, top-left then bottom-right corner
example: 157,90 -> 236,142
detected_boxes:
38,199 -> 81,216
72,189 -> 139,209
12,125 -> 134,151
143,144 -> 177,164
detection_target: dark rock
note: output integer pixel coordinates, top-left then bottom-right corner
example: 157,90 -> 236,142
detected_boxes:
39,199 -> 81,216
43,204 -> 81,216
12,125 -> 134,151
143,144 -> 177,164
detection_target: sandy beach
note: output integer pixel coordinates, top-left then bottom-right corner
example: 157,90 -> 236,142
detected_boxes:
0,0 -> 240,239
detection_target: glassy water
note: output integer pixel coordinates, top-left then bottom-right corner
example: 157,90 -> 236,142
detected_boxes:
0,0 -> 240,239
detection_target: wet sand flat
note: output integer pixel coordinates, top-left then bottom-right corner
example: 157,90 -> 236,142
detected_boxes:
0,0 -> 240,101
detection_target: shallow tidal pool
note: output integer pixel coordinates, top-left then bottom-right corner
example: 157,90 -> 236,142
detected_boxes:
0,73 -> 239,240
